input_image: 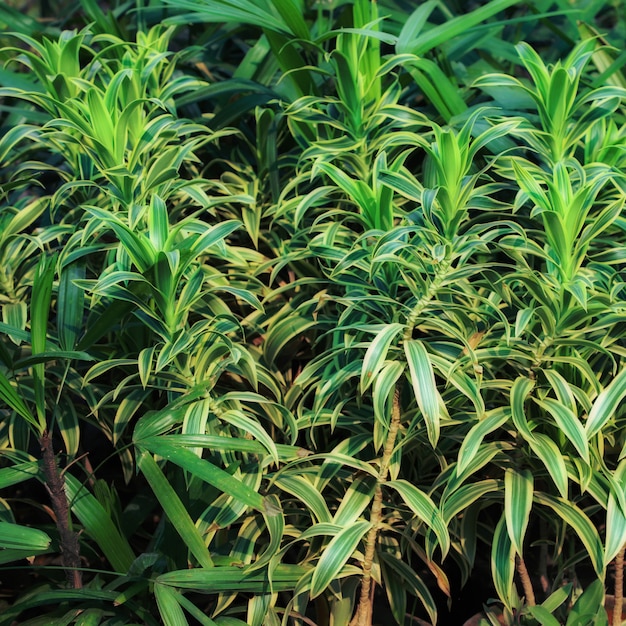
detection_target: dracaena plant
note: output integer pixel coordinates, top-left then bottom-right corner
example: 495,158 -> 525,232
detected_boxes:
441,35 -> 626,622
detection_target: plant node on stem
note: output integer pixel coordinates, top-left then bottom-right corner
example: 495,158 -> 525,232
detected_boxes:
40,430 -> 82,589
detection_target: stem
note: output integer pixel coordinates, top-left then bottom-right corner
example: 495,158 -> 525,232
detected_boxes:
40,430 -> 82,589
516,554 -> 535,606
614,544 -> 625,626
351,386 -> 402,626
403,255 -> 452,343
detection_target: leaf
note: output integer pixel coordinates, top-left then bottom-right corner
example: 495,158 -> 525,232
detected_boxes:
605,459 -> 626,564
360,323 -> 403,394
157,564 -> 307,592
404,339 -> 445,447
396,1 -> 438,54
535,493 -> 604,577
310,520 -> 371,598
57,259 -> 85,351
457,408 -> 510,475
386,479 -> 449,558
332,474 -> 377,527
30,254 -> 56,430
263,315 -> 316,366
138,437 -> 265,511
492,514 -> 516,612
405,0 -> 522,56
136,450 -> 213,569
504,468 -> 533,557
65,473 -> 135,573
380,551 -> 438,625
527,605 -> 561,626
528,434 -> 569,500
0,370 -> 38,429
273,474 -> 332,524
154,584 -> 188,626
535,397 -> 589,463
0,521 -> 50,551
586,366 -> 626,439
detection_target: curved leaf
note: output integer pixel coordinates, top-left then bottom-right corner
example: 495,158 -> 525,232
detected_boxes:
310,520 -> 371,599
387,479 -> 449,558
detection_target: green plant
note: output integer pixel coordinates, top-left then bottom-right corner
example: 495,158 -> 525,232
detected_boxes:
2,2 -> 626,625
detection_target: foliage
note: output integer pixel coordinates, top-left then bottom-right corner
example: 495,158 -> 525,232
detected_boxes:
0,1 -> 626,625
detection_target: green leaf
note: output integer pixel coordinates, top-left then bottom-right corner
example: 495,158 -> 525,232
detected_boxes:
263,315 -> 316,366
457,408 -> 510,475
527,605 -> 561,626
492,514 -> 515,612
586,366 -> 626,439
0,371 -> 38,429
0,521 -> 50,551
332,474 -> 377,527
504,468 -> 533,556
31,254 -> 56,430
404,339 -> 445,447
65,473 -> 135,573
154,583 -> 188,626
310,520 -> 371,598
57,259 -> 85,351
535,397 -> 589,463
566,579 -> 607,626
136,450 -> 213,569
405,0 -> 522,56
605,459 -> 626,564
386,479 -> 449,558
396,1 -> 438,54
535,493 -> 604,577
360,323 -> 403,394
157,564 -> 307,592
138,437 -> 265,510
273,474 -> 332,524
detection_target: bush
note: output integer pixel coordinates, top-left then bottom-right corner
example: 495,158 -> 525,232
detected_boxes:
1,1 -> 626,625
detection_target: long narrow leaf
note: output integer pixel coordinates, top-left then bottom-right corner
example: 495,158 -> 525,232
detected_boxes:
310,520 -> 371,599
404,339 -> 444,447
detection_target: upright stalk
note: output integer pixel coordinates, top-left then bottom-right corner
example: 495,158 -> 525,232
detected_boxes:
40,430 -> 82,588
351,386 -> 402,626
614,544 -> 625,626
516,554 -> 536,606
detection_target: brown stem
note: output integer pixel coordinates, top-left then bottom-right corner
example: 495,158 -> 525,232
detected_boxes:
40,430 -> 82,588
614,544 -> 625,626
351,386 -> 402,626
516,554 -> 535,606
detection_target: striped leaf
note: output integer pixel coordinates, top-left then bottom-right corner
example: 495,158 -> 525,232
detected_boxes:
535,493 -> 604,577
387,479 -> 449,558
457,408 -> 510,475
404,339 -> 445,447
491,514 -> 516,611
605,459 -> 626,564
310,520 -> 371,599
535,397 -> 589,463
586,366 -> 626,439
360,323 -> 403,394
504,468 -> 533,556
